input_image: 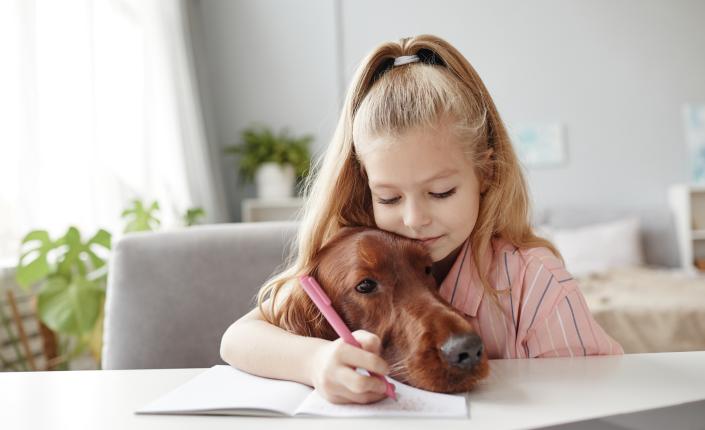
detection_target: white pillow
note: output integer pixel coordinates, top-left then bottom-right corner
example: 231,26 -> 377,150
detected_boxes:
539,218 -> 644,277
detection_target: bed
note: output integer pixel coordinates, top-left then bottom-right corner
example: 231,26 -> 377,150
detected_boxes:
538,207 -> 705,354
579,266 -> 705,353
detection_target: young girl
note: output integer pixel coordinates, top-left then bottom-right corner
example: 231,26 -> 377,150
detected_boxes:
220,34 -> 623,405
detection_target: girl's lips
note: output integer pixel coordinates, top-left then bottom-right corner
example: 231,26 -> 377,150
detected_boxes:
419,235 -> 442,245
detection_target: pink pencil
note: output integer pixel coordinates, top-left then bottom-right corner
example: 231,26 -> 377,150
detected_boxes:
299,275 -> 397,401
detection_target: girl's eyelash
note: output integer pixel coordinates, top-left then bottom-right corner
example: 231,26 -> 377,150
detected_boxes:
376,188 -> 457,205
377,197 -> 400,205
433,188 -> 457,199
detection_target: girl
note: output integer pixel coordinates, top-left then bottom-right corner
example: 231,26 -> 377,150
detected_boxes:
220,34 -> 623,405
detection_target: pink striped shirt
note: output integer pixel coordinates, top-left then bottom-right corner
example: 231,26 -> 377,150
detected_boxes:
438,236 -> 624,358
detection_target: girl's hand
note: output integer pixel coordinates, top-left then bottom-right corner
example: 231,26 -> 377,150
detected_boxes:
309,329 -> 393,404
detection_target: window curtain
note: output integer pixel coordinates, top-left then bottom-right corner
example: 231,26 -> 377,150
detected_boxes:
0,0 -> 229,263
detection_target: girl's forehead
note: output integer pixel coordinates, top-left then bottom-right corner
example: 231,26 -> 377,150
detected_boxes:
364,131 -> 458,161
360,128 -> 473,189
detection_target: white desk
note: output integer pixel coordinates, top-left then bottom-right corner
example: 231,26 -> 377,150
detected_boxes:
2,351 -> 704,430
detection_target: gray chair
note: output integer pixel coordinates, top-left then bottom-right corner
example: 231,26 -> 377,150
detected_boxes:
102,221 -> 298,370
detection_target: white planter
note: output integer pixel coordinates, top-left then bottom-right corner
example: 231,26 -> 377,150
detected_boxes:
254,162 -> 295,199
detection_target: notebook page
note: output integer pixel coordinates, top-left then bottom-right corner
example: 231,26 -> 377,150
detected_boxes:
294,377 -> 468,418
137,365 -> 313,416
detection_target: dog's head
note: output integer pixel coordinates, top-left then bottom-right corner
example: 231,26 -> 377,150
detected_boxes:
284,226 -> 489,393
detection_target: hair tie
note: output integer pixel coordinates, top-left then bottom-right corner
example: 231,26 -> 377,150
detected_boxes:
393,55 -> 420,67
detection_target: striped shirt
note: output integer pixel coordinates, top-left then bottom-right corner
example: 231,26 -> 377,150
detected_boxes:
438,236 -> 624,359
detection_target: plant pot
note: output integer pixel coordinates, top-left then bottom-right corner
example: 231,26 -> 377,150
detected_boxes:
254,162 -> 295,199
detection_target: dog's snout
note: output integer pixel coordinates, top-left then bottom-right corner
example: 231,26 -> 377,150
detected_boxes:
440,333 -> 484,370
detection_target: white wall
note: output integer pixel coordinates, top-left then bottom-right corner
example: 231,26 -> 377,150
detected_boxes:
194,0 -> 705,219
194,0 -> 340,219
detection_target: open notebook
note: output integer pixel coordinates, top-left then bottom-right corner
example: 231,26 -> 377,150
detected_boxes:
137,365 -> 468,418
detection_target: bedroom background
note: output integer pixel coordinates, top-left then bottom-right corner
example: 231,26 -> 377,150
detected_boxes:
1,0 -> 704,371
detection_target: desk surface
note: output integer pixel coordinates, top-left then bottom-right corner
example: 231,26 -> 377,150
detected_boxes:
2,351 -> 705,430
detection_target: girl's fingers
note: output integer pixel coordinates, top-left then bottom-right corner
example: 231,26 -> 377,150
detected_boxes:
351,329 -> 382,355
345,390 -> 389,404
342,366 -> 388,394
316,334 -> 392,404
335,366 -> 390,403
336,342 -> 389,376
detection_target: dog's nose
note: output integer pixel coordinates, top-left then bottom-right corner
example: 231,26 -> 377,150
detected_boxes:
440,333 -> 484,370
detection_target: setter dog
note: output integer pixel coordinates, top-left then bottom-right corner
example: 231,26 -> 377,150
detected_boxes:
282,227 -> 489,393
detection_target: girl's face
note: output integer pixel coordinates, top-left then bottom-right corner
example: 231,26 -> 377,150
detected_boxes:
359,122 -> 482,262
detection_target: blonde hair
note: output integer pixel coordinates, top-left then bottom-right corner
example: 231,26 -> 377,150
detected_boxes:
257,34 -> 561,328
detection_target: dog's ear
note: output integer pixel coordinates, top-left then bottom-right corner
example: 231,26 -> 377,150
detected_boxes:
279,269 -> 337,341
279,231 -> 364,341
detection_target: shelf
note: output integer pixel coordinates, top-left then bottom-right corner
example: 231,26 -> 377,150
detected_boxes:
669,184 -> 705,271
241,197 -> 305,222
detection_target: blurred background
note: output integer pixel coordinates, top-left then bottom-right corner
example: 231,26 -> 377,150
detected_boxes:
1,0 -> 704,371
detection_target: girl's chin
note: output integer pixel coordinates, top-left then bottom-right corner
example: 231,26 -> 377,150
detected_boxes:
432,239 -> 466,263
429,246 -> 447,261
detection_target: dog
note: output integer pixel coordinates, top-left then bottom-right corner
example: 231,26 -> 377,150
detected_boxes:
283,226 -> 489,394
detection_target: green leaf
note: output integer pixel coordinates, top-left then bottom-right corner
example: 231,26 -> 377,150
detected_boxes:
121,199 -> 161,233
37,276 -> 105,336
88,229 -> 112,249
222,125 -> 313,184
85,229 -> 112,270
183,207 -> 206,226
87,297 -> 106,365
16,230 -> 54,290
57,227 -> 85,279
15,225 -> 112,345
85,229 -> 112,282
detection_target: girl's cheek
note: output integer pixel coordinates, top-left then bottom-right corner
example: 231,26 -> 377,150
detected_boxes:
372,206 -> 396,229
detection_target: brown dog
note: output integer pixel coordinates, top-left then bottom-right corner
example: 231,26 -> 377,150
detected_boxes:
282,227 -> 489,393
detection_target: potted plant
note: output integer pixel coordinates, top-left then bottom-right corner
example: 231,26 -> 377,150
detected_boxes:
15,226 -> 112,369
224,125 -> 313,199
8,199 -> 206,371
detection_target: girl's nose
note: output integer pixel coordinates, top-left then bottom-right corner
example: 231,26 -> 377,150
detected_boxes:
403,199 -> 431,230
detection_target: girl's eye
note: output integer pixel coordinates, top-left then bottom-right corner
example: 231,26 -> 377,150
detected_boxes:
355,278 -> 378,294
376,196 -> 400,205
431,188 -> 457,199
375,188 -> 456,205
425,266 -> 432,275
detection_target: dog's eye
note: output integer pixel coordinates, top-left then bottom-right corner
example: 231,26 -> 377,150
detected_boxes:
355,278 -> 378,294
425,266 -> 432,276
